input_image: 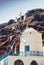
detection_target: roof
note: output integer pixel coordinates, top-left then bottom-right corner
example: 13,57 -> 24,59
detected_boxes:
23,27 -> 40,34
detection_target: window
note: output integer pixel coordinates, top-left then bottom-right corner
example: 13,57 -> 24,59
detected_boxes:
25,45 -> 30,51
14,59 -> 24,65
30,60 -> 38,65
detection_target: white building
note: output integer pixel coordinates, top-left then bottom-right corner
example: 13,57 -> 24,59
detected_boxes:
0,28 -> 44,65
20,28 -> 42,52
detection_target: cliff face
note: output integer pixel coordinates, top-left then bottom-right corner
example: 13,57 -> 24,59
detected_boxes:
0,9 -> 44,34
0,8 -> 44,57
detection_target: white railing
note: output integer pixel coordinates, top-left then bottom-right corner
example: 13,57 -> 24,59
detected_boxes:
11,51 -> 43,56
19,51 -> 43,56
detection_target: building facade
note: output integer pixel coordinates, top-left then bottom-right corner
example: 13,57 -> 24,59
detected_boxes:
0,28 -> 44,65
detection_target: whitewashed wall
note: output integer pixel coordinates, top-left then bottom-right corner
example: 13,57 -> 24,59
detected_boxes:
3,56 -> 44,65
20,28 -> 42,52
0,56 -> 44,65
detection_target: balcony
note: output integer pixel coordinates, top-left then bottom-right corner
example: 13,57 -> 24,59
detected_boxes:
0,51 -> 43,61
9,50 -> 43,56
19,51 -> 43,56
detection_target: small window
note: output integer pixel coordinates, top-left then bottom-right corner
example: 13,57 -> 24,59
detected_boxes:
30,32 -> 32,34
25,45 -> 30,51
30,60 -> 38,65
14,59 -> 24,65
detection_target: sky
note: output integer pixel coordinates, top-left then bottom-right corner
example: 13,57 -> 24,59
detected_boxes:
0,0 -> 44,24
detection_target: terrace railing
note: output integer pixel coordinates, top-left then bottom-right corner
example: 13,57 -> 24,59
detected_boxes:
12,51 -> 43,56
0,51 -> 43,61
19,51 -> 43,56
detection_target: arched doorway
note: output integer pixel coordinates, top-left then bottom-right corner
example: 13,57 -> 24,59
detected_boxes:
30,60 -> 38,65
14,59 -> 24,65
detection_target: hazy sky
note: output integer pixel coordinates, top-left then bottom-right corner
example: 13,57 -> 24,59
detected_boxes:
0,0 -> 44,24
